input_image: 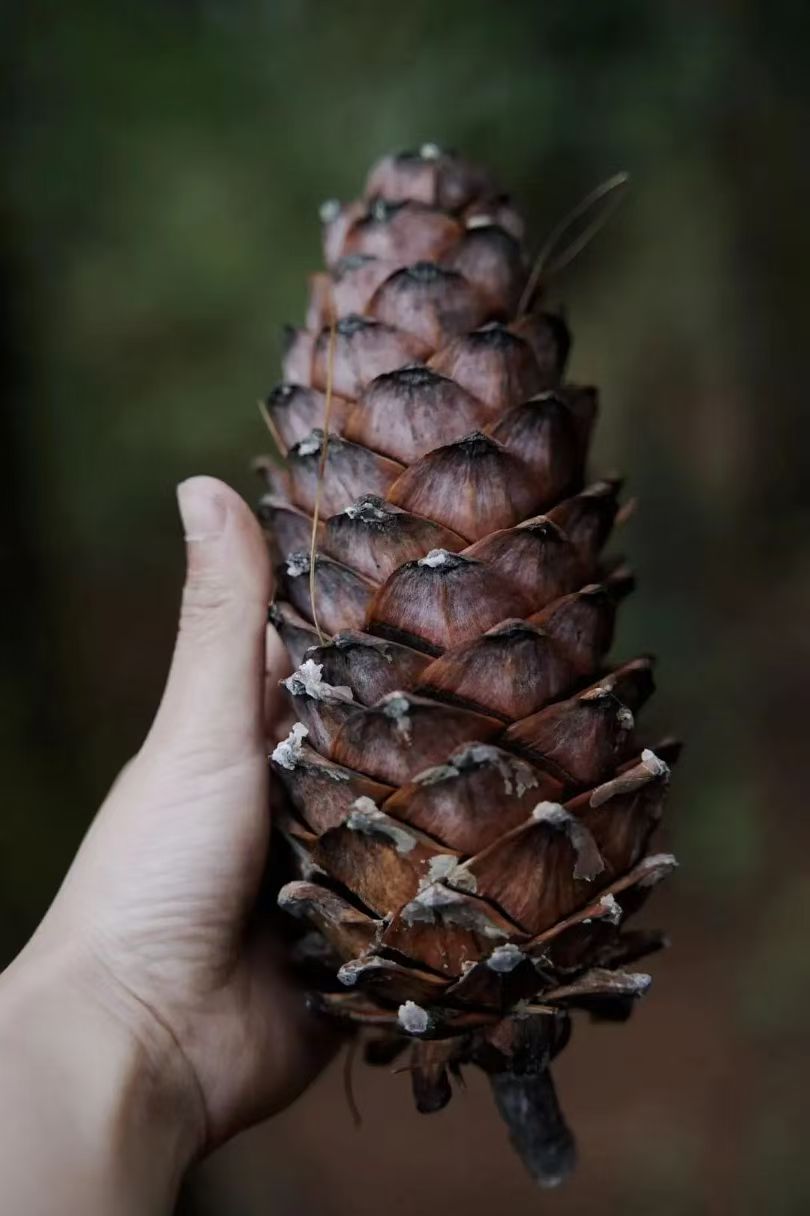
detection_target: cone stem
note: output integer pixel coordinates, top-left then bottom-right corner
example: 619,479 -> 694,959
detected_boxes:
489,1066 -> 577,1188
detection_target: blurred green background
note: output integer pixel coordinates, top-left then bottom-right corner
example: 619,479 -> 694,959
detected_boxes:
2,1 -> 809,1212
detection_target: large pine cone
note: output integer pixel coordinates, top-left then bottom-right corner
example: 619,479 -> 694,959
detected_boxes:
259,145 -> 677,1186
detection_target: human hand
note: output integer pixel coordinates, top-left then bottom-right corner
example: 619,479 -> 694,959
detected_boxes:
0,477 -> 335,1214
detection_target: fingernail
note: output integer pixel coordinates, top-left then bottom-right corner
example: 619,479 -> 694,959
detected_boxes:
177,477 -> 228,541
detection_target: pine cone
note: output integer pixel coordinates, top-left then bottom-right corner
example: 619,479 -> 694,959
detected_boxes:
259,145 -> 677,1186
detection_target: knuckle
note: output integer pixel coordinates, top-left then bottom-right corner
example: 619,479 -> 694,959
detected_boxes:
178,574 -> 267,640
179,573 -> 237,630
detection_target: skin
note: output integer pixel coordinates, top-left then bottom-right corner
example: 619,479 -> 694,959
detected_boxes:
0,477 -> 336,1215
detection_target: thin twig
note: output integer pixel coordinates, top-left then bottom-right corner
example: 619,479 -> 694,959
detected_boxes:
518,171 -> 630,316
343,1036 -> 363,1128
256,395 -> 285,456
308,320 -> 337,643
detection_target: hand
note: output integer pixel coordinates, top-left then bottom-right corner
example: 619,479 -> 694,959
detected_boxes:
0,477 -> 335,1215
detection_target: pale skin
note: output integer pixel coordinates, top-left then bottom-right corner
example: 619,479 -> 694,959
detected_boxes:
0,477 -> 335,1214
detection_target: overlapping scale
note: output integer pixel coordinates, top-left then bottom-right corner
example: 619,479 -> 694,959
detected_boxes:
368,549 -> 531,653
321,493 -> 464,581
304,631 -> 430,706
387,430 -> 543,541
343,365 -> 495,462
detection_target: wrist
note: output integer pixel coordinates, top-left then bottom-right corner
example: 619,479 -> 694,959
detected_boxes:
0,940 -> 204,1215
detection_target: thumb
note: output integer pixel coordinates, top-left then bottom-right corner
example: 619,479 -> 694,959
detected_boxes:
144,476 -> 272,765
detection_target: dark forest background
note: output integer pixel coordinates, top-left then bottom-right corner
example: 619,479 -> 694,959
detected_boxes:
2,2 -> 810,1213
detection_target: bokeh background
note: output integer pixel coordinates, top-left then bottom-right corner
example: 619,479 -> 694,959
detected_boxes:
3,1 -> 810,1212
